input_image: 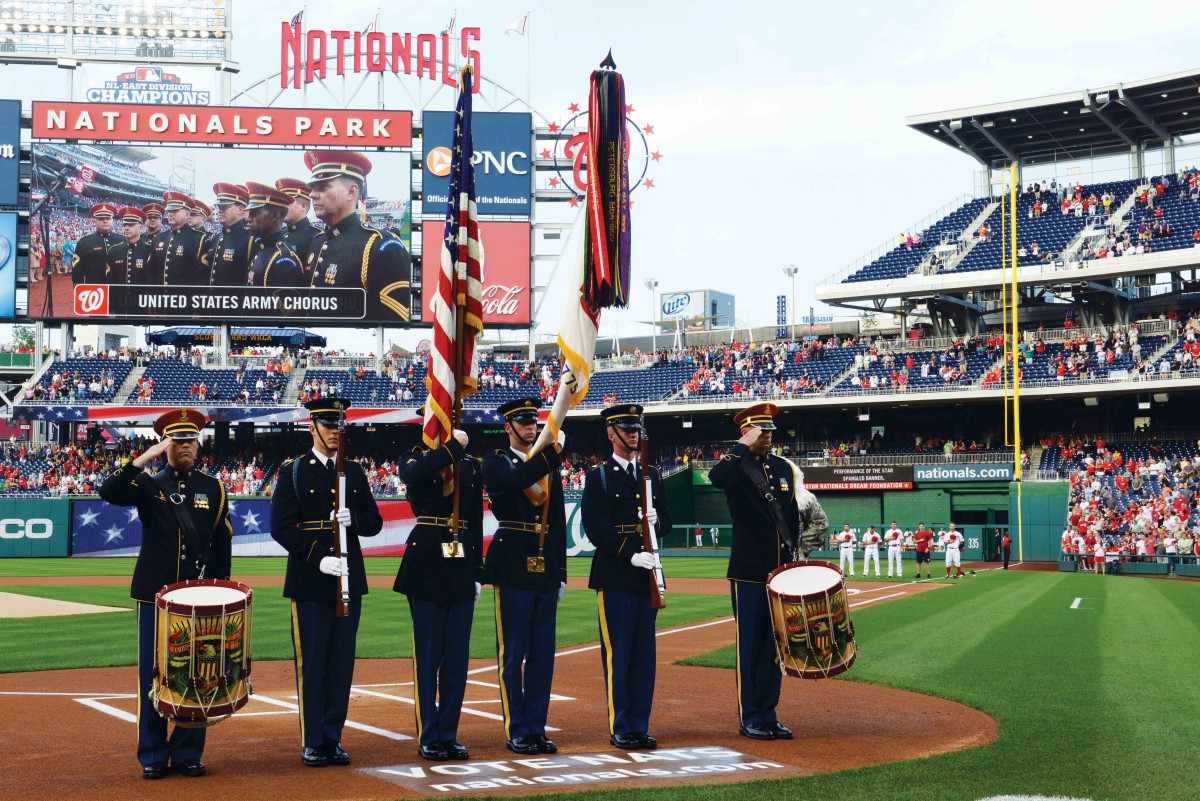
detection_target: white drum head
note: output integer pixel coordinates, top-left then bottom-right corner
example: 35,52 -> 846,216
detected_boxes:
162,585 -> 247,606
769,565 -> 840,597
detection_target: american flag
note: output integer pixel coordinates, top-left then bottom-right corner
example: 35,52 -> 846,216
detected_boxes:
290,9 -> 304,26
423,66 -> 484,453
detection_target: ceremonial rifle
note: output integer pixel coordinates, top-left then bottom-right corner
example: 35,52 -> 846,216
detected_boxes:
637,414 -> 666,609
333,406 -> 351,617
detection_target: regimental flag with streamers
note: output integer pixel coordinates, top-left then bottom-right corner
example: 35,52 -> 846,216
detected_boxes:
530,53 -> 631,459
423,65 -> 484,459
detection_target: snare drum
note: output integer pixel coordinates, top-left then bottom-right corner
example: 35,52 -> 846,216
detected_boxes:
766,560 -> 856,679
153,579 -> 253,725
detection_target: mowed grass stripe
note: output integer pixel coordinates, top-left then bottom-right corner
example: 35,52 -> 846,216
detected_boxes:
0,585 -> 731,674
674,571 -> 1200,801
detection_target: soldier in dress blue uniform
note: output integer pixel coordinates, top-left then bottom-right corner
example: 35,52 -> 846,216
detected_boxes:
157,192 -> 211,287
143,203 -> 170,284
709,403 -> 807,742
276,178 -> 321,282
98,408 -> 231,780
106,206 -> 154,286
244,182 -> 303,287
581,404 -> 671,750
304,150 -> 412,321
208,183 -> 256,286
71,203 -> 117,285
482,398 -> 567,755
270,397 -> 383,768
395,421 -> 484,761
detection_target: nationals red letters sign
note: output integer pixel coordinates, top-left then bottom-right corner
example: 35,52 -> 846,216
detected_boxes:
33,102 -> 412,147
420,221 -> 530,326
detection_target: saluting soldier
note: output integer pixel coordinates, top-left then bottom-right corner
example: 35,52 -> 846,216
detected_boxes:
276,177 -> 321,280
244,182 -> 303,287
581,404 -> 671,750
106,206 -> 156,293
270,397 -> 383,768
98,409 -> 231,780
482,398 -> 567,756
208,183 -> 255,286
158,192 -> 211,287
71,203 -> 117,285
709,403 -> 827,742
395,422 -> 484,761
304,150 -> 412,321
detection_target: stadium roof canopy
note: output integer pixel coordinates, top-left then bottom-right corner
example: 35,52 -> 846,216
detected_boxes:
146,328 -> 327,348
907,69 -> 1200,167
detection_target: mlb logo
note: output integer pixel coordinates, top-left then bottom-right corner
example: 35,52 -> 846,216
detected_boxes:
74,284 -> 109,316
134,67 -> 162,82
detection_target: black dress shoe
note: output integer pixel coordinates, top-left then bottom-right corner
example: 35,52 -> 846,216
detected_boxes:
506,736 -> 539,755
142,763 -> 168,780
326,743 -> 350,765
302,747 -> 329,767
534,735 -> 558,754
609,733 -> 641,750
443,741 -> 470,760
769,723 -> 794,740
419,743 -> 449,761
738,723 -> 776,740
176,759 -> 206,777
635,733 -> 657,750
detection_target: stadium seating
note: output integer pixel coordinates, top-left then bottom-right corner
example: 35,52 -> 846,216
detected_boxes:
305,366 -> 428,407
129,361 -> 286,405
35,358 -> 134,404
830,347 -> 995,393
949,179 -> 1139,273
583,361 -> 696,405
1113,176 -> 1200,257
843,198 -> 991,283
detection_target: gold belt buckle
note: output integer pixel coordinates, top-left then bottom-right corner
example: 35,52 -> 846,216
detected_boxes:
526,556 -> 546,573
635,523 -> 644,535
441,541 -> 465,558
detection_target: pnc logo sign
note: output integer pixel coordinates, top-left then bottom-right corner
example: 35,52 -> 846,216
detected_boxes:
74,284 -> 109,315
0,518 -> 54,539
427,146 -> 530,178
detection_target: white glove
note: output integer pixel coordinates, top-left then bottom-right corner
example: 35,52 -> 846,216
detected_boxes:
558,581 -> 566,601
319,556 -> 348,577
556,430 -> 567,448
630,552 -> 655,570
646,507 -> 659,526
333,507 -> 352,527
473,582 -> 482,604
453,429 -> 469,447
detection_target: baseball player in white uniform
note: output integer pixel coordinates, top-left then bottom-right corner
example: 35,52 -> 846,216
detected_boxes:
942,523 -> 964,578
836,524 -> 857,576
861,525 -> 882,577
885,520 -> 904,577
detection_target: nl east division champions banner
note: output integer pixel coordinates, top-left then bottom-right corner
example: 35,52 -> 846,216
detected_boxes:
27,102 -> 414,324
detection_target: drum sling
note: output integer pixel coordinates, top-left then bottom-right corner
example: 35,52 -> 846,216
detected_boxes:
739,457 -> 798,560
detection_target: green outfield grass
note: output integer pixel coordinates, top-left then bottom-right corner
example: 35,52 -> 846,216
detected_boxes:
0,556 -> 736,580
0,585 -> 730,673
671,569 -> 1200,801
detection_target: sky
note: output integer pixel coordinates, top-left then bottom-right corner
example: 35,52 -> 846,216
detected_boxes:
12,0 -> 1200,352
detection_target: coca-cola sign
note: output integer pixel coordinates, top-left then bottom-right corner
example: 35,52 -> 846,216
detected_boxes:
420,221 -> 530,326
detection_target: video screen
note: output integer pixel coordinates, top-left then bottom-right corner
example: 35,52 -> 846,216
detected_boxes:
28,103 -> 415,325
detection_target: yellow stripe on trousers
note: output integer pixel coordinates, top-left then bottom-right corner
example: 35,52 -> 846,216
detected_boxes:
289,600 -> 306,746
136,600 -> 146,738
596,590 -> 617,735
493,586 -> 512,740
411,627 -> 423,741
733,582 -> 745,726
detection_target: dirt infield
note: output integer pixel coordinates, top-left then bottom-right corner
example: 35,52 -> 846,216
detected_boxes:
0,580 -> 994,800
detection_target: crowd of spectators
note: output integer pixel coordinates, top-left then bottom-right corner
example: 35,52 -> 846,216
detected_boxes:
1058,434 -> 1200,568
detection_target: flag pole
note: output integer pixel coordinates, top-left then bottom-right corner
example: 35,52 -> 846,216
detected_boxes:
447,64 -> 472,545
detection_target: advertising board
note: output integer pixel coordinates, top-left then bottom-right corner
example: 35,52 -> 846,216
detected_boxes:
804,465 -> 914,491
420,220 -> 531,326
0,99 -> 19,206
422,111 -> 531,217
